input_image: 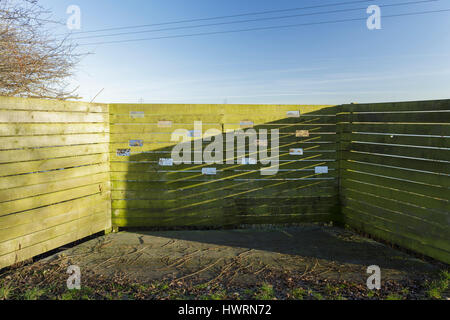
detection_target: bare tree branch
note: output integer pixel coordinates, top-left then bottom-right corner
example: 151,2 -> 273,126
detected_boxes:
0,0 -> 82,100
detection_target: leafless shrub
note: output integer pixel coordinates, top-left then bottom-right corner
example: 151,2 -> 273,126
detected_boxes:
0,0 -> 81,99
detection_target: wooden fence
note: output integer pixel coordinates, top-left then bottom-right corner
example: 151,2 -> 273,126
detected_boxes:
0,97 -> 449,268
109,104 -> 339,227
0,97 -> 111,270
338,100 -> 450,264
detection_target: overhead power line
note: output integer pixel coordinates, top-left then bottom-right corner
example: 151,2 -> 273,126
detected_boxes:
71,0 -> 438,41
79,8 -> 450,46
65,0 -> 378,35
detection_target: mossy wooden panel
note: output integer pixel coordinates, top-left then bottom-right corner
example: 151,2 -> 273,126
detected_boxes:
0,96 -> 111,271
110,103 -> 339,227
339,99 -> 450,264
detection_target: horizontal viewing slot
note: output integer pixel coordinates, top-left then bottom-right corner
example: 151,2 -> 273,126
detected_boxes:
341,170 -> 450,201
0,172 -> 109,203
340,132 -> 450,148
343,188 -> 449,226
0,192 -> 109,233
0,134 -> 109,150
0,110 -> 108,123
341,123 -> 450,136
343,198 -> 449,245
341,161 -> 450,188
342,151 -> 450,175
0,215 -> 108,270
347,111 -> 450,123
0,123 -> 109,136
0,182 -> 108,217
0,144 -> 109,164
341,178 -> 449,210
0,98 -> 107,113
0,207 -> 108,256
0,153 -> 109,177
342,208 -> 450,261
343,100 -> 450,112
346,142 -> 450,162
0,163 -> 109,190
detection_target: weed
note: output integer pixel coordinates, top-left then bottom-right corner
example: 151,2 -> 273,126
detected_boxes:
254,283 -> 275,300
23,287 -> 46,300
426,270 -> 449,300
0,283 -> 12,300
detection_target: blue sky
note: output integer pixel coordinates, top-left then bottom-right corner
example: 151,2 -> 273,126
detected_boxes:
40,0 -> 450,104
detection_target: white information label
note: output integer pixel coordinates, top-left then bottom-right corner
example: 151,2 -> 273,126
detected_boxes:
287,111 -> 301,118
289,148 -> 304,156
130,111 -> 145,118
315,166 -> 329,174
241,158 -> 257,165
116,149 -> 131,157
159,158 -> 174,166
158,120 -> 173,128
202,168 -> 217,175
296,130 -> 310,137
240,121 -> 254,128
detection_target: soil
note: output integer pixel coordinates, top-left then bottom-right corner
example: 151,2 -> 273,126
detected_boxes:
0,225 -> 448,300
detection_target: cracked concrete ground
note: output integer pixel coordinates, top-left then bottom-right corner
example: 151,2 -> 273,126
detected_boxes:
43,225 -> 438,286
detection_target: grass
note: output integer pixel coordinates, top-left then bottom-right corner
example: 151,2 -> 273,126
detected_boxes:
426,270 -> 449,300
290,288 -> 307,300
0,283 -> 12,300
59,287 -> 95,300
23,287 -> 46,300
386,293 -> 404,300
254,283 -> 275,300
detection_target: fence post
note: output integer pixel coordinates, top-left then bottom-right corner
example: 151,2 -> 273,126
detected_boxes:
335,103 -> 352,227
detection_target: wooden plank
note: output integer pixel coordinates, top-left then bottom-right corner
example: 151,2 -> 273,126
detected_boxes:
347,142 -> 450,162
110,124 -> 222,135
0,205 -> 108,256
0,123 -> 109,136
223,124 -> 336,134
0,110 -> 108,123
343,100 -> 450,112
109,103 -> 336,115
0,163 -> 109,190
347,111 -> 450,123
340,132 -> 450,148
341,151 -> 450,175
342,188 -> 449,226
0,153 -> 109,177
342,200 -> 449,248
341,160 -> 450,188
111,179 -> 336,194
341,179 -> 449,212
341,171 -> 450,201
0,143 -> 109,164
0,96 -> 108,113
343,208 -> 450,264
341,123 -> 450,135
0,182 -> 107,216
109,149 -> 337,163
112,213 -> 332,228
0,133 -> 108,150
0,192 -> 109,233
0,172 -> 109,203
110,114 -> 223,124
0,215 -> 108,270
